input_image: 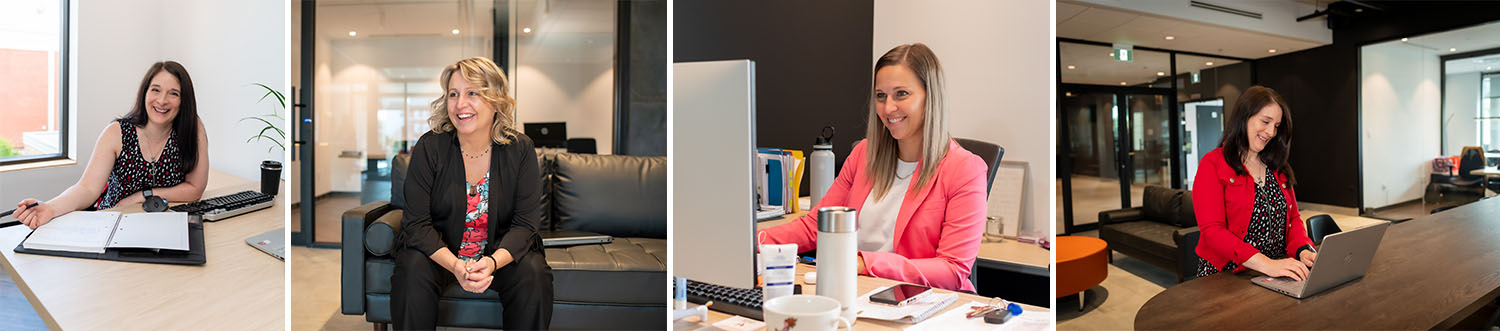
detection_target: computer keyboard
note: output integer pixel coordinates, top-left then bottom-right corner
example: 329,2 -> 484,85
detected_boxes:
679,279 -> 801,321
170,190 -> 275,222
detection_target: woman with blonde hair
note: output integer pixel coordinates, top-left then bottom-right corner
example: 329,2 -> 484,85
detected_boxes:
759,43 -> 989,292
390,57 -> 552,329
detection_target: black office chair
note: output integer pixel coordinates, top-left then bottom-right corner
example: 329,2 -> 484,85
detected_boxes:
1304,214 -> 1342,246
953,138 -> 1003,294
566,138 -> 597,154
954,138 -> 1005,196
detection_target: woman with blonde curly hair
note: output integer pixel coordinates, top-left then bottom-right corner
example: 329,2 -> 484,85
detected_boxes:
390,57 -> 552,329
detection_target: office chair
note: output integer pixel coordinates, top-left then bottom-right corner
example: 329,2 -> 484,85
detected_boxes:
1304,214 -> 1342,246
566,138 -> 597,154
954,138 -> 1005,195
953,138 -> 1004,294
1426,147 -> 1488,211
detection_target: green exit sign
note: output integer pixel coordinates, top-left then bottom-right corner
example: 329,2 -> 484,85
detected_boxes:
1113,43 -> 1134,62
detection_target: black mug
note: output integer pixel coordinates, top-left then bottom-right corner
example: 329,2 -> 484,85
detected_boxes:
261,160 -> 282,196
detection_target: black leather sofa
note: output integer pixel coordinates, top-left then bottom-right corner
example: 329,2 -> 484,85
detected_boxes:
1097,186 -> 1200,282
342,151 -> 667,329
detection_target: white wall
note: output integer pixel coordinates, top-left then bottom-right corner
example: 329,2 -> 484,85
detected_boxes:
874,0 -> 1052,238
1444,72 -> 1481,156
1360,41 -> 1441,209
0,0 -> 286,206
514,61 -> 615,154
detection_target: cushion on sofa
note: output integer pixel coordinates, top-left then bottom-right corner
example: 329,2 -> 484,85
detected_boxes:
365,210 -> 405,256
552,154 -> 667,239
1177,192 -> 1197,227
1099,220 -> 1180,261
1141,186 -> 1182,225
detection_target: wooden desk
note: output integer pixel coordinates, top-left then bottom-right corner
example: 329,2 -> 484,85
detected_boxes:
672,263 -> 1049,330
0,170 -> 286,330
1471,167 -> 1500,197
1136,197 -> 1500,329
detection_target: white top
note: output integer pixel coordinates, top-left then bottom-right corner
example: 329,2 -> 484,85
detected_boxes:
858,160 -> 919,252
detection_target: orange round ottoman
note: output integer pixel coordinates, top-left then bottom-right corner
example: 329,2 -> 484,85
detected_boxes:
1056,236 -> 1108,310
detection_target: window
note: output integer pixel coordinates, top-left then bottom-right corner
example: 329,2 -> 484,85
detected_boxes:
0,0 -> 68,166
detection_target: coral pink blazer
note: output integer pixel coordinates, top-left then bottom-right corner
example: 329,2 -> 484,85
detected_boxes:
759,139 -> 989,292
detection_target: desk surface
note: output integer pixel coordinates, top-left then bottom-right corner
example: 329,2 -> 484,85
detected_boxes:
0,170 -> 286,330
757,210 -> 1050,272
1470,167 -> 1500,176
1135,197 -> 1500,329
672,263 -> 1050,330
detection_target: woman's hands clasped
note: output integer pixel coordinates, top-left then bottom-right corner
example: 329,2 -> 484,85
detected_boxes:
450,257 -> 496,293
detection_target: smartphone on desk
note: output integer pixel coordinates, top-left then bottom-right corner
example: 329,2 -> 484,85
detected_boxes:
869,284 -> 931,306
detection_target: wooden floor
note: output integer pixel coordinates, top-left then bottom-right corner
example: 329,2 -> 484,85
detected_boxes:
293,246 -> 494,330
0,263 -> 47,331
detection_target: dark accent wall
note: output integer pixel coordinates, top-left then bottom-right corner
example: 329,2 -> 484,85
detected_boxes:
1252,3 -> 1500,208
1255,44 -> 1361,207
674,0 -> 873,196
618,0 -> 666,156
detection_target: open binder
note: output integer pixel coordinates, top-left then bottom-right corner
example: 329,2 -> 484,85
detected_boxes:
13,211 -> 206,265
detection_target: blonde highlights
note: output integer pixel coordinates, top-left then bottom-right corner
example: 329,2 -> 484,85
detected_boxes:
429,57 -> 517,145
865,43 -> 949,200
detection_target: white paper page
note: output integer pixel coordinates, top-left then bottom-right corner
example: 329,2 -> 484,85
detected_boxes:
22,211 -> 121,254
107,212 -> 190,251
905,300 -> 1052,331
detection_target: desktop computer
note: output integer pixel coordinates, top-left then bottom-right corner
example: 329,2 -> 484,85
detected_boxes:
675,60 -> 800,320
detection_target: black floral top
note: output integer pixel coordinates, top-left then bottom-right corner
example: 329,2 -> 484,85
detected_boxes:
93,119 -> 186,209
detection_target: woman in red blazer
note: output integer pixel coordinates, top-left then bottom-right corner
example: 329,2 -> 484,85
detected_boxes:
1193,86 -> 1318,281
759,43 -> 989,292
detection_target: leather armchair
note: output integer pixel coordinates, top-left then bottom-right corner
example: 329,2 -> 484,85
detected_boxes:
342,151 -> 667,329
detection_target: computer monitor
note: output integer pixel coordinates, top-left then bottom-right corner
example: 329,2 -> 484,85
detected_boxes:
672,60 -> 759,288
524,122 -> 567,148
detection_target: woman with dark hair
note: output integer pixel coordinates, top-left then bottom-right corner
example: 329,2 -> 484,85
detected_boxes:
390,57 -> 552,330
1193,85 -> 1317,280
758,43 -> 989,292
12,61 -> 209,229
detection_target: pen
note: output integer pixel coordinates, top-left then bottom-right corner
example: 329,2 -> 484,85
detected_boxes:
0,202 -> 40,218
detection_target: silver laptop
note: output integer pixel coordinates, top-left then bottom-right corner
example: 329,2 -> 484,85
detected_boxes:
540,229 -> 612,247
245,228 -> 285,261
1252,221 -> 1390,298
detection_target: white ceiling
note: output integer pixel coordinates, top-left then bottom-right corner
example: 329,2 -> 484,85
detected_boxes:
515,0 -> 614,65
312,0 -> 614,67
1058,1 -> 1327,60
1394,21 -> 1500,75
1060,39 -> 1245,86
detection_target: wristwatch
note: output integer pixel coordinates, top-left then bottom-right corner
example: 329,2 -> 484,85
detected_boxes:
142,187 -> 169,212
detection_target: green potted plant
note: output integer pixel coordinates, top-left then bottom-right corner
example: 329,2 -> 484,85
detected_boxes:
242,83 -> 286,195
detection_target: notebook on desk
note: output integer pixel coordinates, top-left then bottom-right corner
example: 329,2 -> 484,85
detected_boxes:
14,211 -> 207,265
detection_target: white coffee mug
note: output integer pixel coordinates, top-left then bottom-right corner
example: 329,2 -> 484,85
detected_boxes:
763,295 -> 854,331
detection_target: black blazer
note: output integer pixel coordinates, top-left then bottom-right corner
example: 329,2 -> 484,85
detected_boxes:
399,129 -> 544,263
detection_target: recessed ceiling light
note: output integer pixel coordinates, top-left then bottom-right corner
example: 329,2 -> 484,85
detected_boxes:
1268,49 -> 1277,53
451,29 -> 460,35
1401,38 -> 1409,42
348,31 -> 357,37
1164,36 -> 1175,40
1451,48 -> 1458,52
523,27 -> 532,33
1157,72 -> 1165,76
1355,8 -> 1363,12
1120,82 -> 1127,86
1066,92 -> 1073,97
1067,65 -> 1076,70
1205,62 -> 1214,66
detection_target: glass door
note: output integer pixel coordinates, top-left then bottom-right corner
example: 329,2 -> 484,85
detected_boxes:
1058,86 -> 1173,234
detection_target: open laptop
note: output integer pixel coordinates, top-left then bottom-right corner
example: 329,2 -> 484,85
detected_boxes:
245,228 -> 285,261
1251,221 -> 1390,298
540,229 -> 612,247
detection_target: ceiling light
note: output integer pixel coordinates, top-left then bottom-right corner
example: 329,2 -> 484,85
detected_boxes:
1066,92 -> 1073,97
1157,72 -> 1165,76
1401,38 -> 1409,42
451,29 -> 460,35
1451,48 -> 1458,52
1355,8 -> 1363,12
348,31 -> 357,37
523,27 -> 532,33
1164,36 -> 1175,40
1205,62 -> 1214,66
1067,65 -> 1076,70
1268,49 -> 1277,53
1120,82 -> 1127,86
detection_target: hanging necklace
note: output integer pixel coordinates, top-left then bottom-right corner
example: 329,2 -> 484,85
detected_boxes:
462,145 -> 491,160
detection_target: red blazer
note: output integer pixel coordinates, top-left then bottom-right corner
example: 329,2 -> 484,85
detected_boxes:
759,139 -> 988,292
1192,148 -> 1314,273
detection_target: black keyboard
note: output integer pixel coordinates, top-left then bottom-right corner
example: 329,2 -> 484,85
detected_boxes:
170,190 -> 275,221
678,279 -> 801,321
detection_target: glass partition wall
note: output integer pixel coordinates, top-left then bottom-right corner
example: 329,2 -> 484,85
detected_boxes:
1057,39 -> 1251,234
